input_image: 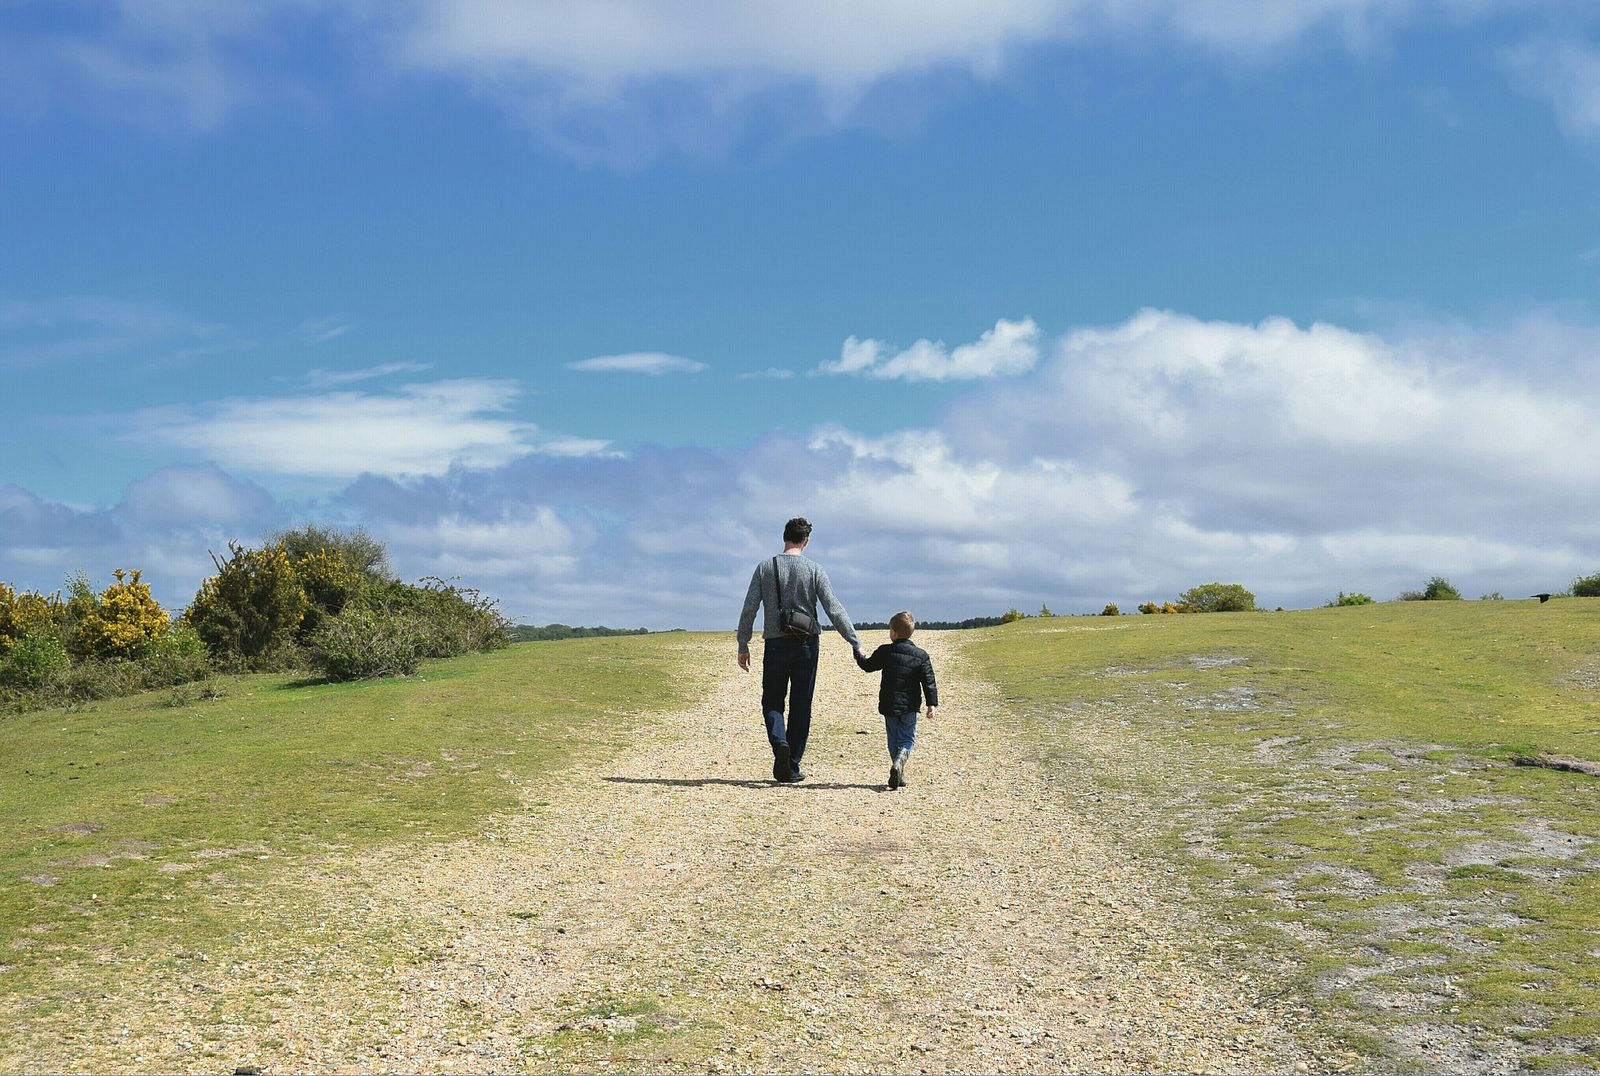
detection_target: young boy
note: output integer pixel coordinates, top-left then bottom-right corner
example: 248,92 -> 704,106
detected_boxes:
853,611 -> 939,790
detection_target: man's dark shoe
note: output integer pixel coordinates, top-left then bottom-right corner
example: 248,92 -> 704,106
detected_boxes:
788,769 -> 806,783
772,744 -> 791,783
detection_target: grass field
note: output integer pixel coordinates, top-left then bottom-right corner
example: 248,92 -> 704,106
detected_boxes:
7,602 -> 1599,1070
966,599 -> 1600,1070
0,634 -> 712,1027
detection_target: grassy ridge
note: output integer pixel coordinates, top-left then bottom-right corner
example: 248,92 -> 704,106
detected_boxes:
967,600 -> 1600,1069
0,634 -> 712,1006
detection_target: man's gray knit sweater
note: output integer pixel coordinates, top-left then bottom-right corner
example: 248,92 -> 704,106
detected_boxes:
737,553 -> 861,651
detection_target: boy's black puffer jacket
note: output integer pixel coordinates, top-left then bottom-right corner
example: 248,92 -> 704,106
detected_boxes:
855,638 -> 939,717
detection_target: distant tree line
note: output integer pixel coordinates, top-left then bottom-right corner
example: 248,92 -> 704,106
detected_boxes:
510,624 -> 652,642
856,615 -> 1009,631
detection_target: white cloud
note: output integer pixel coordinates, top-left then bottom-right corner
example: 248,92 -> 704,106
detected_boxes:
297,317 -> 355,344
1506,35 -> 1600,141
14,308 -> 1600,624
5,1 -> 1571,158
821,317 -> 1040,381
567,351 -> 708,375
739,367 -> 797,380
383,509 -> 586,581
0,295 -> 218,371
127,379 -> 539,479
295,361 -> 432,389
116,463 -> 277,531
540,437 -> 619,457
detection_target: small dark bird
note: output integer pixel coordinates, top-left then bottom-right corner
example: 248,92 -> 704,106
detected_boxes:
1534,593 -> 1552,603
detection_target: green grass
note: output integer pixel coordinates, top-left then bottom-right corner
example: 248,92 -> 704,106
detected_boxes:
966,599 -> 1600,1068
0,634 -> 712,1012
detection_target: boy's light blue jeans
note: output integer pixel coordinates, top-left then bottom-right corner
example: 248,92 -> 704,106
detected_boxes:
885,709 -> 918,760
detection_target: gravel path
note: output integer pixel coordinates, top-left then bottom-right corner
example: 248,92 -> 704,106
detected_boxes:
6,633 -> 1326,1072
267,632 -> 1319,1073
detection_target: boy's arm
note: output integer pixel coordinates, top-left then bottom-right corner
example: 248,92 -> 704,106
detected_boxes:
856,644 -> 886,671
922,653 -> 939,708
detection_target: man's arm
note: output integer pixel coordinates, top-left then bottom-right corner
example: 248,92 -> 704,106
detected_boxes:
815,566 -> 861,650
736,564 -> 763,668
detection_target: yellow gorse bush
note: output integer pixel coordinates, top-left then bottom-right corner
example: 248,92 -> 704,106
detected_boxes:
187,542 -> 308,663
290,546 -> 363,637
74,569 -> 170,659
0,582 -> 64,653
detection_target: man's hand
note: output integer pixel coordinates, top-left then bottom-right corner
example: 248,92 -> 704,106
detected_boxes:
925,704 -> 937,720
737,651 -> 750,672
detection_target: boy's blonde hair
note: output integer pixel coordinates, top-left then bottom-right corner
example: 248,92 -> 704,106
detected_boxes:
889,611 -> 915,639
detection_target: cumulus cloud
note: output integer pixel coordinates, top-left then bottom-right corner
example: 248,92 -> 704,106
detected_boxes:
566,351 -> 708,375
821,317 -> 1040,381
948,309 -> 1600,529
10,308 -> 1600,623
126,379 -> 540,480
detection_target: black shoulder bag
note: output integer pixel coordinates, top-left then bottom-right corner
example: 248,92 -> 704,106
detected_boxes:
772,556 -> 817,639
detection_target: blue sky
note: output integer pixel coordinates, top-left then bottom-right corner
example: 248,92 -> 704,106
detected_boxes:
4,2 -> 1600,627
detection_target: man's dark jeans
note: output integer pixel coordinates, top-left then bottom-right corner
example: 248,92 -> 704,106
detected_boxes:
762,634 -> 819,771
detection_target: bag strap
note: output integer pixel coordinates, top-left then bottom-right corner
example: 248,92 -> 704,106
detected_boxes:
771,556 -> 785,614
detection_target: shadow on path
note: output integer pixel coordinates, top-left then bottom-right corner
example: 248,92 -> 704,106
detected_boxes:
603,776 -> 884,792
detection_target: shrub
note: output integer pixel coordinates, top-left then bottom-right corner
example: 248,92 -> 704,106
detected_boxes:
1397,590 -> 1425,601
187,542 -> 308,666
1480,592 -> 1504,601
270,524 -> 391,581
1000,608 -> 1026,624
1100,603 -> 1120,616
1176,583 -> 1256,613
357,577 -> 511,657
1572,571 -> 1600,598
1423,576 -> 1462,601
1327,592 -> 1375,607
1039,603 -> 1054,618
0,629 -> 69,691
288,546 -> 364,639
309,605 -> 427,681
57,659 -> 145,703
139,623 -> 213,687
73,569 -> 170,660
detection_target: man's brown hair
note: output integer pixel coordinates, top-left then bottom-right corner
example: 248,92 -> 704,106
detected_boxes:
783,517 -> 813,544
890,611 -> 915,638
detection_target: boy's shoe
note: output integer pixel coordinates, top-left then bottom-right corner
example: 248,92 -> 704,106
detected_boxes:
772,744 -> 791,783
894,748 -> 911,789
887,762 -> 902,790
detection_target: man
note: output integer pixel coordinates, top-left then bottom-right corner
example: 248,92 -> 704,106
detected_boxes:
736,517 -> 862,783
